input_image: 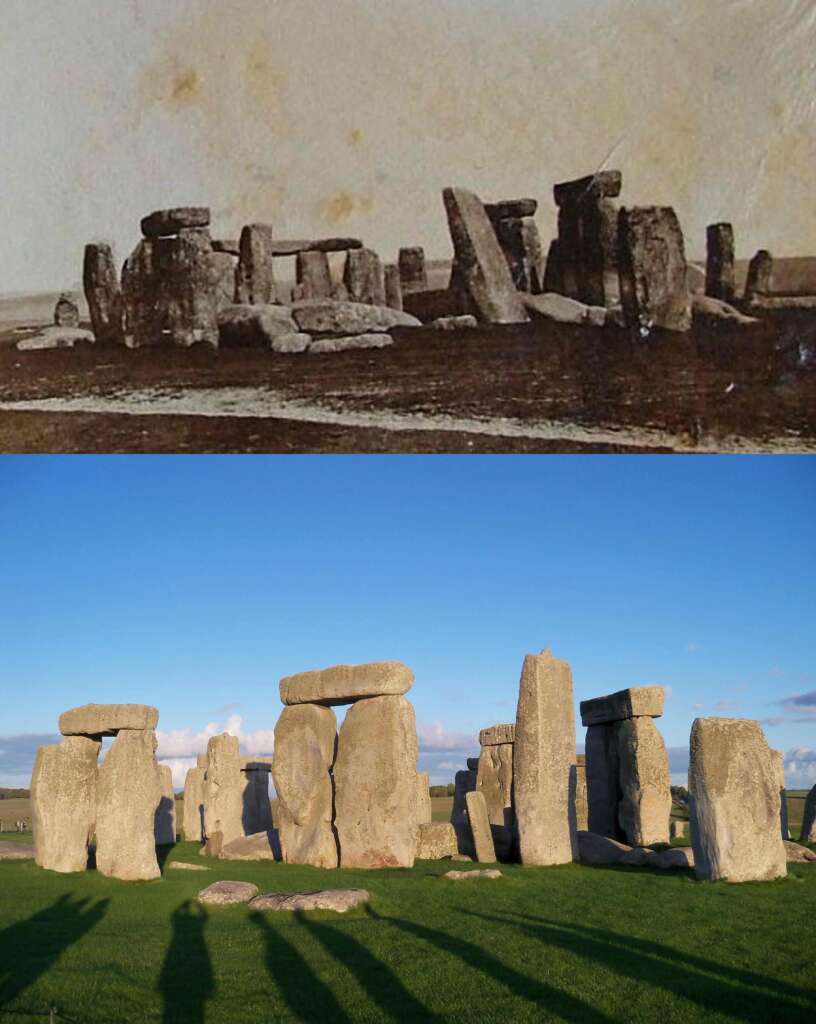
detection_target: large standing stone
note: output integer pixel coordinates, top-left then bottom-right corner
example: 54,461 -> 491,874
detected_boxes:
616,717 -> 671,846
476,731 -> 514,828
689,718 -> 786,882
580,686 -> 665,727
384,264 -> 403,311
296,250 -> 334,300
203,733 -> 244,848
141,207 -> 210,237
280,660 -> 413,707
585,724 -> 622,839
59,703 -> 159,737
581,199 -> 620,308
344,248 -> 386,306
83,244 -> 123,345
416,771 -> 432,825
155,764 -> 176,844
617,206 -> 692,332
744,249 -> 774,302
513,649 -> 577,865
801,785 -> 816,843
242,767 -> 273,836
183,765 -> 206,842
235,224 -> 277,304
416,822 -> 458,860
574,754 -> 588,832
31,736 -> 99,873
770,750 -> 789,839
213,252 -> 238,312
334,695 -> 418,869
96,729 -> 161,881
272,704 -> 338,868
705,223 -> 736,303
442,187 -> 529,325
398,247 -> 428,293
465,790 -> 496,863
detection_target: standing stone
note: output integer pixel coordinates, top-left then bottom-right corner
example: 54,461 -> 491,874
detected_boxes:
344,248 -> 386,306
183,765 -> 206,842
451,767 -> 477,856
465,790 -> 496,863
689,718 -> 786,882
31,735 -> 99,874
521,217 -> 547,294
155,764 -> 176,845
543,239 -> 565,295
705,223 -> 736,303
213,252 -> 238,312
744,249 -> 774,301
442,187 -> 529,324
771,750 -> 790,839
203,733 -> 244,848
513,649 -> 577,865
801,785 -> 816,843
235,224 -> 277,304
384,264 -> 403,311
617,206 -> 692,332
296,250 -> 334,300
476,727 -> 514,828
556,207 -> 583,300
272,704 -> 338,868
398,247 -> 428,293
242,767 -> 274,837
574,754 -> 588,832
670,820 -> 686,839
416,771 -> 432,825
581,199 -> 620,308
83,244 -> 123,345
585,724 -> 622,839
334,695 -> 418,869
54,293 -> 80,328
492,218 -> 530,291
615,717 -> 671,846
96,729 -> 161,881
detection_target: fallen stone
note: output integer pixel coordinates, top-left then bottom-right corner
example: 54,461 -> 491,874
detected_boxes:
83,243 -> 124,345
553,171 -> 622,208
619,846 -> 658,867
249,889 -> 370,913
344,248 -> 386,306
616,717 -> 671,847
384,264 -> 403,311
31,735 -> 99,873
217,304 -> 298,348
17,327 -> 95,351
197,880 -> 258,906
220,830 -> 280,861
465,790 -> 497,863
59,703 -> 159,738
416,822 -> 458,859
183,766 -> 205,842
429,315 -> 479,331
580,687 -> 665,729
576,831 -> 631,865
235,224 -> 277,305
654,847 -> 695,870
141,207 -> 210,237
398,247 -> 428,293
0,841 -> 35,860
154,764 -> 176,844
203,733 -> 245,848
442,869 -> 502,881
618,206 -> 692,332
744,249 -> 774,302
783,840 -> 816,863
484,198 -> 537,220
801,785 -> 816,843
273,332 -> 312,353
521,292 -> 607,327
692,294 -> 760,323
296,250 -> 334,300
54,293 -> 80,327
747,294 -> 816,310
167,861 -> 209,871
291,300 -> 420,335
280,661 -> 414,707
308,333 -> 393,353
705,223 -> 736,303
451,853 -> 473,862
585,723 -> 622,839
416,772 -> 432,825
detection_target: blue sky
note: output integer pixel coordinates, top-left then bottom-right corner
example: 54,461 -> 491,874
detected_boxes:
0,455 -> 814,790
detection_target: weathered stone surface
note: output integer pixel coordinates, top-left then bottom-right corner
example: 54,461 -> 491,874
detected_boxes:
196,754 -> 208,768
235,224 -> 277,304
272,704 -> 338,868
240,757 -> 273,770
403,288 -> 468,323
31,735 -> 99,873
0,841 -> 35,860
308,333 -> 393,353
212,239 -> 240,256
585,723 -> 622,839
771,749 -> 789,839
618,206 -> 692,332
492,217 -> 530,291
266,238 -> 363,256
53,293 -> 80,327
689,718 -> 786,882
296,250 -> 334,300
429,315 -> 478,330
213,252 -> 238,312
183,766 -> 205,842
155,764 -> 176,844
384,264 -> 403,311
220,830 -> 280,861
543,239 -> 565,295
141,207 -> 210,237
521,218 -> 547,294
553,171 -> 622,208
334,694 -> 418,869
249,889 -> 370,912
514,649 -> 577,865
784,840 -> 816,862
442,187 -> 529,325
479,724 -> 515,746
705,223 -> 735,302
96,729 -> 161,881
17,327 -> 95,351
60,704 -> 159,738
580,199 -> 620,307
521,292 -> 607,326
167,860 -> 209,870
465,789 -> 496,863
576,830 -> 630,865
670,820 -> 687,839
692,294 -> 759,324
744,249 -> 774,301
616,717 -> 671,847
291,299 -> 420,335
748,294 -> 816,310
398,247 -> 428,293
280,661 -> 414,707
485,198 -> 537,221
443,868 -> 502,881
203,733 -> 244,848
580,687 -> 665,728
83,244 -> 123,345
217,304 -> 298,348
202,831 -> 223,858
801,785 -> 816,843
476,742 -> 514,829
574,760 -> 588,832
273,332 -> 312,353
344,248 -> 386,306
197,880 -> 258,905
654,847 -> 695,870
416,822 -> 458,859
451,768 -> 477,857
416,772 -> 432,825
242,768 -> 273,836
466,758 -> 480,771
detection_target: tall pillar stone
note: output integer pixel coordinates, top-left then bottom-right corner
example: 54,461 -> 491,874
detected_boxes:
203,733 -> 244,848
616,718 -> 671,846
241,765 -> 273,836
581,199 -> 620,308
617,206 -> 692,332
543,239 -> 565,295
296,250 -> 334,300
96,729 -> 161,881
334,694 -> 418,868
343,248 -> 386,306
154,764 -> 176,844
83,243 -> 123,345
476,724 -> 515,828
183,764 -> 206,842
574,754 -> 588,832
801,785 -> 816,843
465,789 -> 497,863
398,247 -> 428,293
585,724 -> 622,839
513,649 -> 577,865
450,766 -> 477,855
705,223 -> 736,302
416,771 -> 432,825
770,750 -> 789,839
689,718 -> 786,882
744,249 -> 774,302
31,735 -> 100,873
384,264 -> 403,311
235,224 -> 277,304
272,704 -> 338,868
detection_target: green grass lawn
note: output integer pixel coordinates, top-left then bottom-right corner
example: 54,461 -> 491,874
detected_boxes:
2,843 -> 815,1023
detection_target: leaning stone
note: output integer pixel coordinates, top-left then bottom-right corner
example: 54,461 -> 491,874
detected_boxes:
670,820 -> 687,839
60,703 -> 159,738
220,830 -> 279,861
296,250 -> 334,300
272,704 -> 338,868
442,868 -> 502,881
465,790 -> 496,863
553,171 -> 622,208
618,206 -> 692,332
616,717 -> 671,847
197,880 -> 258,905
771,750 -> 789,839
17,327 -> 96,351
280,661 -> 414,707
154,764 -> 176,844
416,772 -> 432,825
96,729 -> 161,881
308,334 -> 393,353
141,207 -> 210,237
479,724 -> 515,746
183,765 -> 205,842
689,717 -> 786,882
514,649 -> 578,865
476,739 -> 514,829
0,841 -> 35,860
744,249 -> 774,302
273,332 -> 312,353
343,248 -> 386,306
484,198 -> 538,220
576,831 -> 632,865
31,735 -> 99,873
692,294 -> 759,324
574,759 -> 588,832
580,686 -> 665,727
398,247 -> 428,293
291,300 -> 420,335
705,223 -> 736,302
235,224 -> 277,304
334,694 -> 418,869
54,293 -> 80,327
217,304 -> 298,348
521,292 -> 607,326
801,785 -> 816,843
249,889 -> 370,912
442,188 -> 529,324
83,244 -> 123,345
384,264 -> 403,311
585,723 -> 622,839
203,733 -> 245,848
783,840 -> 816,863
416,822 -> 458,859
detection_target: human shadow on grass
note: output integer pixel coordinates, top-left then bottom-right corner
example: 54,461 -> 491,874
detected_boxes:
369,908 -> 617,1023
157,900 -> 214,1024
462,910 -> 816,1022
0,894 -> 109,1006
249,911 -> 351,1023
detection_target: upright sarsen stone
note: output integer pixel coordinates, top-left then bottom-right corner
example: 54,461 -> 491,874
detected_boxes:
618,206 -> 692,332
31,735 -> 100,874
771,750 -> 789,839
513,649 -> 577,865
465,789 -> 497,863
416,771 -> 432,825
744,249 -> 774,302
574,754 -> 588,832
384,264 -> 403,311
705,223 -> 736,303
183,765 -> 206,842
689,718 -> 786,882
272,704 -> 338,868
616,718 -> 671,846
155,764 -> 176,844
343,248 -> 386,306
585,724 -> 622,839
242,767 -> 273,836
296,250 -> 334,300
451,766 -> 477,856
83,243 -> 123,345
235,224 -> 277,304
476,731 -> 514,828
203,733 -> 244,848
398,247 -> 428,293
334,695 -> 418,868
801,785 -> 816,843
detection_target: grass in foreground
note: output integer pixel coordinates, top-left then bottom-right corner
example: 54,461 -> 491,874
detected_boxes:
1,843 -> 815,1023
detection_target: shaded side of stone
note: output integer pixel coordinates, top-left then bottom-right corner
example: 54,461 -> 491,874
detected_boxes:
585,723 -> 622,840
343,248 -> 386,306
705,222 -> 735,302
32,735 -> 99,873
183,765 -> 206,842
83,244 -> 124,345
155,763 -> 176,844
384,264 -> 404,311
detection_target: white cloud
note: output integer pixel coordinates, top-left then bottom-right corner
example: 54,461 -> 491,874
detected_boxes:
784,747 -> 816,789
156,714 -> 275,759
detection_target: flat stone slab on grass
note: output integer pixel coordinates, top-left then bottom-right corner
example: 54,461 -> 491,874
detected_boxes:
309,334 -> 393,353
580,686 -> 665,727
198,881 -> 259,905
442,869 -> 502,881
249,889 -> 370,913
291,300 -> 420,335
0,841 -> 34,859
783,840 -> 816,863
577,831 -> 694,870
59,703 -> 159,737
220,831 -> 280,861
18,327 -> 95,351
166,861 -> 209,871
280,661 -> 414,707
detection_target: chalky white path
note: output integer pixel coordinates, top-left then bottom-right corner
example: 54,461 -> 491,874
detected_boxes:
0,387 -> 812,454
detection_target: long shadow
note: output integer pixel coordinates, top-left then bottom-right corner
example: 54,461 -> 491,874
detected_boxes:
300,914 -> 439,1022
249,911 -> 351,1022
157,900 -> 214,1024
0,894 -> 109,1005
462,909 -> 816,1022
371,909 -> 617,1023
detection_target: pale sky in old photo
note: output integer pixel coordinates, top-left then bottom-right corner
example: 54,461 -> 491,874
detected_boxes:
1,0 -> 815,294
